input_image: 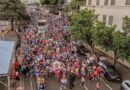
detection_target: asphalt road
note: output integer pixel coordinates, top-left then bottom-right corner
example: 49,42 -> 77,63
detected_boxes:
13,7 -> 124,90
45,77 -> 116,90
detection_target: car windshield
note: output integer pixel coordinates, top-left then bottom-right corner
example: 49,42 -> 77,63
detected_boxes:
125,82 -> 130,88
98,62 -> 107,70
38,22 -> 46,26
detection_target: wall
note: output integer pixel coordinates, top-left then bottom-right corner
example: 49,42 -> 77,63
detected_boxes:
84,0 -> 130,31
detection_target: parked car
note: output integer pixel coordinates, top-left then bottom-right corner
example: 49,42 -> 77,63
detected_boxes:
121,80 -> 130,90
98,60 -> 122,82
76,45 -> 88,56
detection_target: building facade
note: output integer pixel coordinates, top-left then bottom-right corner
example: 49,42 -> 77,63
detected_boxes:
84,0 -> 130,32
21,0 -> 40,5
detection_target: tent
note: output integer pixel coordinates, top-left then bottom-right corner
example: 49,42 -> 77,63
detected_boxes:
0,41 -> 15,90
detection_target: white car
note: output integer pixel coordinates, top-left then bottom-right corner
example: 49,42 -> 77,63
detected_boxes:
121,80 -> 130,90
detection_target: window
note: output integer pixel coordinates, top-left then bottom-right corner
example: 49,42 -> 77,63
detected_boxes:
126,0 -> 130,5
109,16 -> 113,25
38,22 -> 46,26
88,0 -> 92,5
96,0 -> 100,5
104,0 -> 109,5
111,0 -> 115,5
103,15 -> 107,24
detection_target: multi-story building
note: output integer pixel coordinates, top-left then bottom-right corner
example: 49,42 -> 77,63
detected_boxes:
80,0 -> 130,67
83,0 -> 130,32
21,0 -> 40,5
67,0 -> 72,3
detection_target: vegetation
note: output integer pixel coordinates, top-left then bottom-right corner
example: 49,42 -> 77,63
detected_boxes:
70,0 -> 85,12
92,21 -> 114,50
40,0 -> 50,5
92,21 -> 130,68
0,0 -> 30,31
70,9 -> 97,54
70,9 -> 130,68
122,16 -> 130,35
62,0 -> 85,13
40,0 -> 65,14
40,0 -> 64,5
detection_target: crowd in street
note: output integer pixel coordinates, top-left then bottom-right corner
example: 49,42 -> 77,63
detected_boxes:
13,13 -> 104,90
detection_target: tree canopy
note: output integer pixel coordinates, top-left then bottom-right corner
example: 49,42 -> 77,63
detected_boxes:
92,21 -> 130,67
122,16 -> 130,35
70,0 -> 85,10
40,0 -> 64,5
0,0 -> 30,30
92,21 -> 114,50
70,9 -> 97,54
70,9 -> 130,68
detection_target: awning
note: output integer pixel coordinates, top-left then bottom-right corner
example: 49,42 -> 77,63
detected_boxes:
0,41 -> 15,75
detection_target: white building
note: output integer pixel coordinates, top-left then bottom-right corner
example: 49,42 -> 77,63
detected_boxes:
67,0 -> 72,3
80,0 -> 130,68
83,0 -> 130,32
64,0 -> 72,4
21,0 -> 40,4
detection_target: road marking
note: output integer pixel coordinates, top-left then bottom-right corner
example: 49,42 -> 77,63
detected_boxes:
100,78 -> 113,90
105,83 -> 113,90
22,77 -> 25,90
84,85 -> 88,90
30,78 -> 33,90
16,86 -> 23,90
60,87 -> 62,90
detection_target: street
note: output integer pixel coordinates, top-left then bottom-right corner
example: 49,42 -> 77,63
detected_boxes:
1,1 -> 130,90
14,7 -> 122,90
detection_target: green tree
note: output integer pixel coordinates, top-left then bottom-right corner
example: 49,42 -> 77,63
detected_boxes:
69,0 -> 85,12
123,36 -> 130,63
92,21 -> 128,68
58,0 -> 65,5
112,31 -> 127,68
40,0 -> 50,5
70,9 -> 97,54
40,0 -> 61,5
92,21 -> 114,50
119,35 -> 130,63
0,0 -> 29,31
49,0 -> 58,5
122,16 -> 130,35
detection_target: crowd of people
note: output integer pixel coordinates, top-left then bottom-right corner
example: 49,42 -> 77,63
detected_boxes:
13,12 -> 104,90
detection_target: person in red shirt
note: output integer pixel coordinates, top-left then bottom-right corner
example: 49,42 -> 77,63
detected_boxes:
39,59 -> 44,66
15,60 -> 20,71
88,72 -> 93,81
94,70 -> 98,80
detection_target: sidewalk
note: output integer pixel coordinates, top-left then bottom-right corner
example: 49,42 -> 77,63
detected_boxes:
82,42 -> 130,80
0,30 -> 17,41
94,48 -> 130,80
4,30 -> 17,41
